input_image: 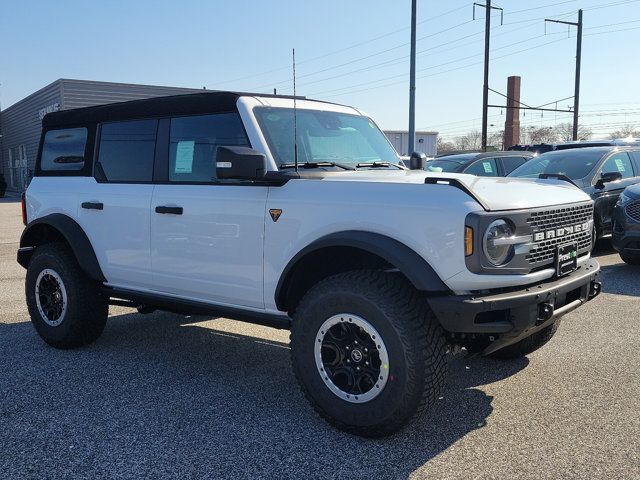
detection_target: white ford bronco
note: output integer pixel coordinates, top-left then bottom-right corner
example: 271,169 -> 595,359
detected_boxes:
19,92 -> 601,437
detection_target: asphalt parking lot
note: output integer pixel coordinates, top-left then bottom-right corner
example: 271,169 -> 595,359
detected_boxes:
0,199 -> 638,480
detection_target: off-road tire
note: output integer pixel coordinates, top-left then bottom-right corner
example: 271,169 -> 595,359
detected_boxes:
620,252 -> 640,265
489,319 -> 561,360
290,270 -> 448,437
25,242 -> 108,349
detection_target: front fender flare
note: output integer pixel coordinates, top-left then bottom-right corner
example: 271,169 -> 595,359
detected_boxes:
18,213 -> 106,283
275,230 -> 449,310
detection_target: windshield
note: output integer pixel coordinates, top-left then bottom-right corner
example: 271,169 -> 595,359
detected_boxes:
508,149 -> 605,180
424,159 -> 464,173
254,107 -> 400,167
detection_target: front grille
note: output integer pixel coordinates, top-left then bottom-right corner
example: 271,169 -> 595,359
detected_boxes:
625,201 -> 640,222
525,203 -> 593,266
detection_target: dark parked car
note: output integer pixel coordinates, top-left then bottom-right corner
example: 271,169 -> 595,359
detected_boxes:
508,146 -> 640,244
425,151 -> 534,176
612,183 -> 640,264
508,138 -> 640,154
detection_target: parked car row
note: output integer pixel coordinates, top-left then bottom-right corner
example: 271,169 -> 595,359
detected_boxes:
508,138 -> 640,154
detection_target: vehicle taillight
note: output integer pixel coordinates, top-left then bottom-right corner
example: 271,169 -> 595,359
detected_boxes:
21,192 -> 27,225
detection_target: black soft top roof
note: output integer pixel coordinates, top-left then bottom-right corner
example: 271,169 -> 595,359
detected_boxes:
42,91 -> 309,127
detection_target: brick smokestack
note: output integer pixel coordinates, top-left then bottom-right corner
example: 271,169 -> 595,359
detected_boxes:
503,76 -> 521,149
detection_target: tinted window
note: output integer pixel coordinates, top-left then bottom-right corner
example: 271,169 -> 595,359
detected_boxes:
424,159 -> 464,172
254,107 -> 398,167
500,156 -> 528,175
97,120 -> 157,182
599,152 -> 635,179
169,113 -> 249,182
41,128 -> 87,171
465,158 -> 497,176
509,149 -> 605,180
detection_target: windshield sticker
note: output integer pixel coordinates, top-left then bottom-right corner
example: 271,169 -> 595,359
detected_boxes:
483,161 -> 493,173
175,140 -> 195,173
614,158 -> 626,172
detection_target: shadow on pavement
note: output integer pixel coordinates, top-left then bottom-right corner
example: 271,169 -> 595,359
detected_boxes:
0,313 -> 528,479
598,262 -> 640,297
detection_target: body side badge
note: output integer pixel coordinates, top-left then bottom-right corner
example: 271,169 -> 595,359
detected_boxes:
269,209 -> 283,222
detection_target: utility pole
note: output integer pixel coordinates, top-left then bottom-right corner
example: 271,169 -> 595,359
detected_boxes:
545,10 -> 583,140
408,0 -> 417,155
474,2 -> 503,151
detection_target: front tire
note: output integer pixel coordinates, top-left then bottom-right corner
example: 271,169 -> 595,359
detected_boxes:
25,243 -> 108,349
489,319 -> 561,360
290,271 -> 447,437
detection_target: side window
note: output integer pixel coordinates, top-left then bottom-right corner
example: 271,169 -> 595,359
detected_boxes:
169,113 -> 249,183
500,156 -> 528,175
465,158 -> 497,176
41,128 -> 87,171
97,119 -> 157,182
599,152 -> 634,179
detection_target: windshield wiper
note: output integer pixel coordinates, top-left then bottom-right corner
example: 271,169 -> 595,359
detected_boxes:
279,161 -> 355,170
355,161 -> 403,169
538,173 -> 578,187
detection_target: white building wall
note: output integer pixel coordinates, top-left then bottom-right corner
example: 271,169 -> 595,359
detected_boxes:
383,131 -> 438,157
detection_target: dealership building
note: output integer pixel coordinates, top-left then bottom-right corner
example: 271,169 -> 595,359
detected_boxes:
0,78 -> 438,194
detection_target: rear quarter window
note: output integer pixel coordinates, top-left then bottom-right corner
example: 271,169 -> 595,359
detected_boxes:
40,128 -> 88,171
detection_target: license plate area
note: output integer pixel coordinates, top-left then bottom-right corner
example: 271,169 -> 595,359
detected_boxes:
556,242 -> 578,277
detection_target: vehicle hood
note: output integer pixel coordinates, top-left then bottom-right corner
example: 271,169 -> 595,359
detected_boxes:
322,170 -> 591,211
623,183 -> 640,200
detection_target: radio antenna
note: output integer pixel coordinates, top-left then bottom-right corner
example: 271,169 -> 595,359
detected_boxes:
293,48 -> 299,172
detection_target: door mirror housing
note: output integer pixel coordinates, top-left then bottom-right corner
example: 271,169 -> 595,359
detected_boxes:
596,171 -> 623,189
409,151 -> 427,170
216,146 -> 267,180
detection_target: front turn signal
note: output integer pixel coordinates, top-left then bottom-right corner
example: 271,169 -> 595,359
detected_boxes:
465,226 -> 474,256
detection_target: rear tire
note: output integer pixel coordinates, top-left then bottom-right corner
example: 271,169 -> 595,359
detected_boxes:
489,319 -> 560,360
290,270 -> 448,437
25,242 -> 108,349
620,252 -> 640,265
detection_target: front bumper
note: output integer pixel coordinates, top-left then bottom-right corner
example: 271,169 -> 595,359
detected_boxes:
427,260 -> 601,355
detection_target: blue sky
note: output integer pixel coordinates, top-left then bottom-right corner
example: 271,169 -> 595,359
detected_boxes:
1,0 -> 639,140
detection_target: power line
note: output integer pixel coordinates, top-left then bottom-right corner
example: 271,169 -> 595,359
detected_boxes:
215,2 -> 471,86
246,8 -> 582,92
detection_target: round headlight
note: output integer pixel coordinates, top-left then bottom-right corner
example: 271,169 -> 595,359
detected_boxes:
483,219 -> 514,266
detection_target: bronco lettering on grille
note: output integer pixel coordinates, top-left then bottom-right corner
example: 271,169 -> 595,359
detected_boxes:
533,221 -> 591,242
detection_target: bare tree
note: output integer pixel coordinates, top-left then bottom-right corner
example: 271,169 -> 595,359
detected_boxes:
555,122 -> 593,141
436,137 -> 456,153
488,130 -> 504,150
529,127 -> 558,144
454,130 -> 482,151
609,124 -> 640,139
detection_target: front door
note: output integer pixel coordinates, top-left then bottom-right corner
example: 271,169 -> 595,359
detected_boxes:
149,112 -> 268,308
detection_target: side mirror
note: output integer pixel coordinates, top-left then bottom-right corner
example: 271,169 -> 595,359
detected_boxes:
596,171 -> 622,189
409,151 -> 427,170
216,146 -> 267,180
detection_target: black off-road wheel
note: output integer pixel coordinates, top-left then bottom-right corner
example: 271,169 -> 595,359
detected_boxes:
290,270 -> 448,437
489,319 -> 561,360
620,252 -> 640,265
25,243 -> 108,349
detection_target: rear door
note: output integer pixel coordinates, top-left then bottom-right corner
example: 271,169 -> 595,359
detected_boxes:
77,119 -> 157,289
149,113 -> 268,308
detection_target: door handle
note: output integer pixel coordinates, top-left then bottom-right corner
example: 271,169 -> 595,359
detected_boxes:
155,206 -> 183,215
81,202 -> 103,210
